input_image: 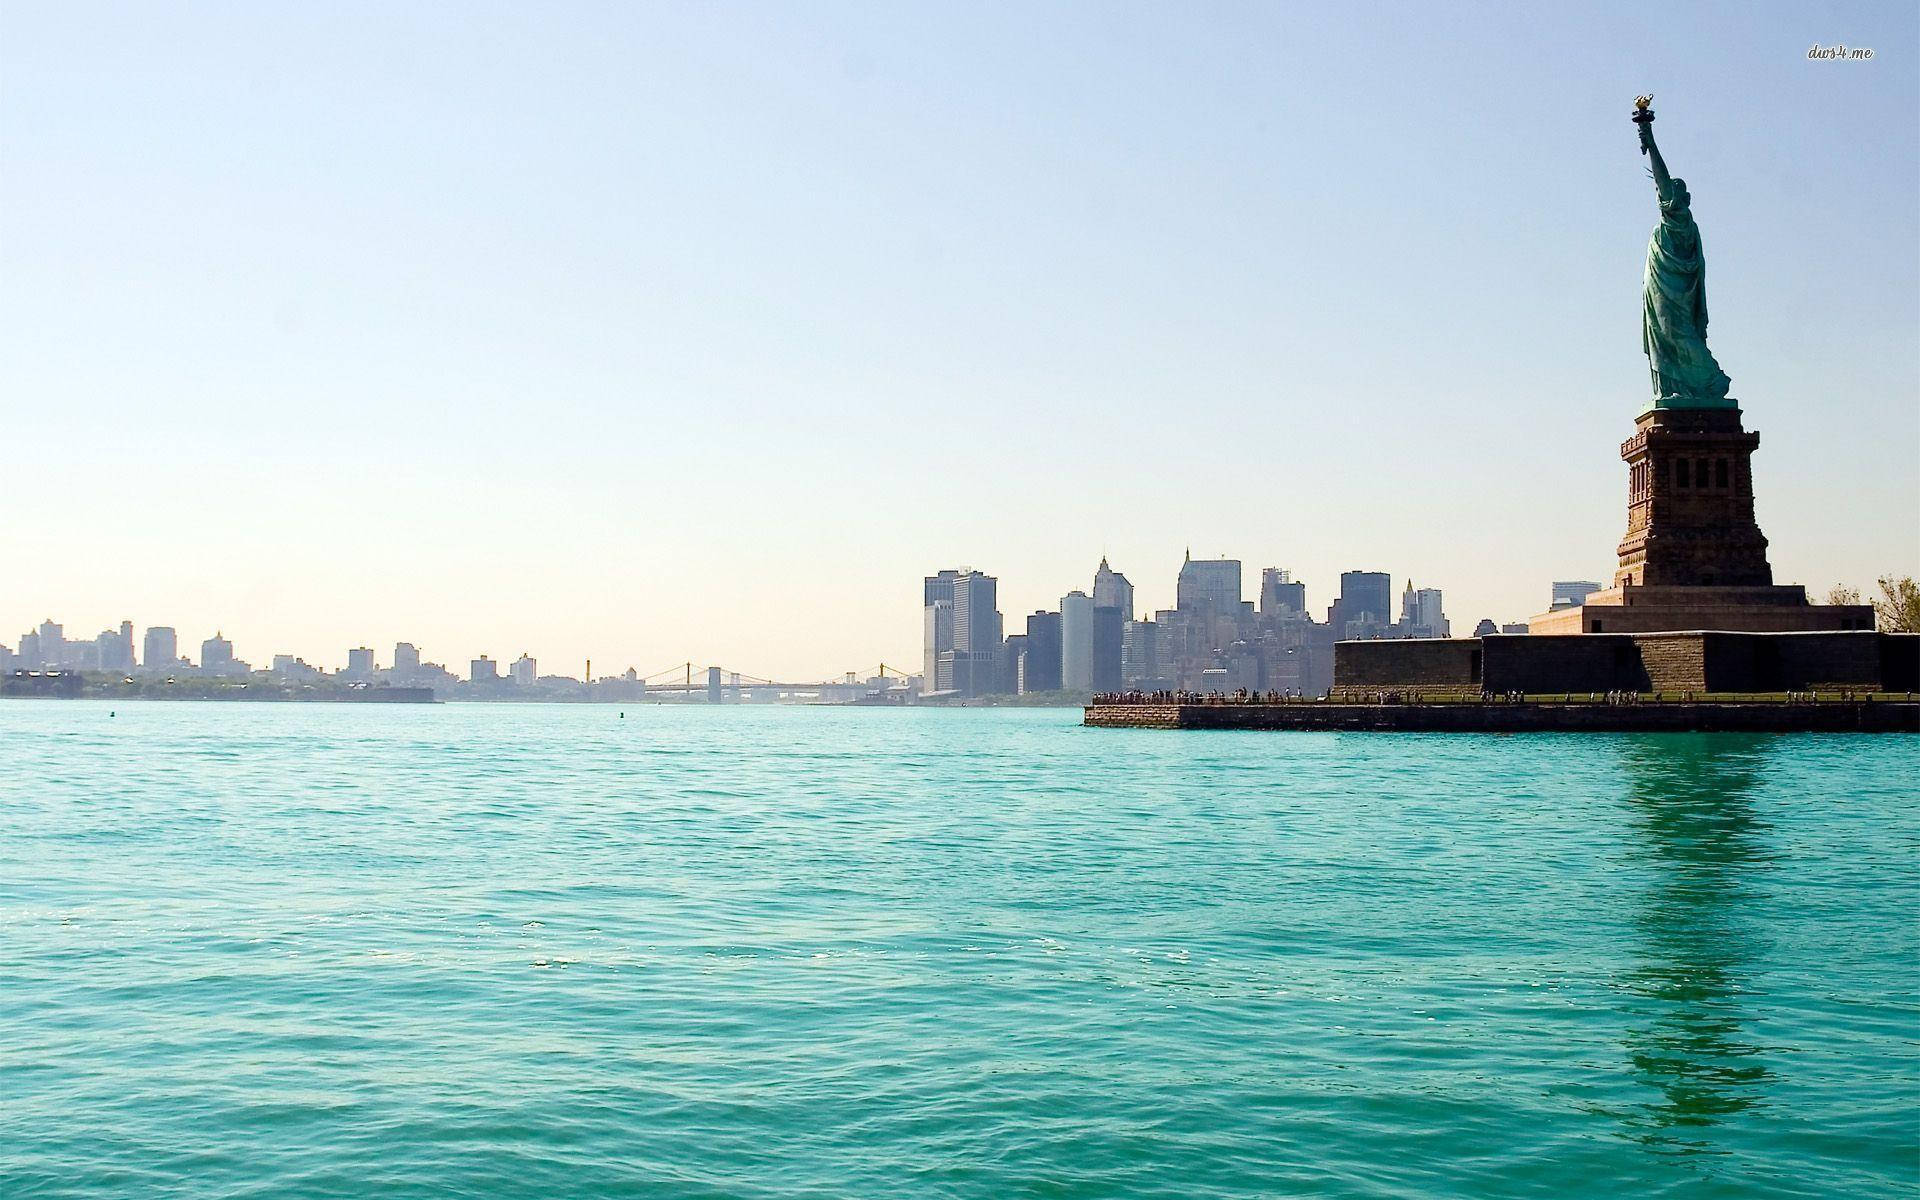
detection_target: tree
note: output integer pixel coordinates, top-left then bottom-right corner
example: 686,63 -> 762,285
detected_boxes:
1825,584 -> 1861,606
1875,575 -> 1920,633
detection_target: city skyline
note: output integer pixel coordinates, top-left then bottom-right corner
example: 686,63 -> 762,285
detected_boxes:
4,5 -> 1915,680
6,548 -> 1476,684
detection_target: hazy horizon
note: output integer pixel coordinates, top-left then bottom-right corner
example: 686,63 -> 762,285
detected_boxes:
5,2 -> 1916,679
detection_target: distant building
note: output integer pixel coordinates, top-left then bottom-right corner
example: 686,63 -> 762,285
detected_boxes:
1091,606 -> 1123,691
1092,558 -> 1135,621
1398,583 -> 1450,638
920,568 -> 1004,697
470,655 -> 498,682
1060,590 -> 1094,692
1000,634 -> 1028,696
1473,619 -> 1499,637
1500,623 -> 1530,635
923,600 -> 954,692
1176,552 -> 1242,619
94,621 -> 136,672
36,620 -> 65,668
952,571 -> 1002,656
1551,581 -> 1603,610
511,654 -> 537,687
1122,619 -> 1167,689
1022,610 -> 1062,693
1261,568 -> 1306,617
346,647 -> 376,678
144,627 -> 178,670
202,632 -> 234,672
923,570 -> 962,693
272,654 -> 320,680
1330,571 -> 1392,638
393,642 -> 421,676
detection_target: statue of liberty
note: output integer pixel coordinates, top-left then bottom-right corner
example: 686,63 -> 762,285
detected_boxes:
1632,97 -> 1734,408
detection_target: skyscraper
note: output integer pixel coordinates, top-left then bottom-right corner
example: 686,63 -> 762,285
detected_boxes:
511,654 -> 537,687
36,620 -> 65,668
1122,619 -> 1164,689
923,570 -> 961,693
1022,610 -> 1062,693
1000,634 -> 1028,696
393,642 -> 422,675
1176,552 -> 1242,619
347,647 -> 376,678
1331,571 -> 1391,637
951,572 -> 1001,656
923,600 -> 954,692
1398,583 -> 1449,638
202,632 -> 234,672
96,621 -> 136,671
944,569 -> 1004,697
470,655 -> 498,683
1092,557 -> 1134,621
1061,590 -> 1094,691
1260,568 -> 1306,617
1091,606 -> 1123,691
143,626 -> 177,670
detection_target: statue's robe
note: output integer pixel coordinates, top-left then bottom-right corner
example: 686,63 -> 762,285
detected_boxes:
1642,190 -> 1733,404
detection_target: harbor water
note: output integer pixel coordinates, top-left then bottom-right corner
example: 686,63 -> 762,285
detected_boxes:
2,702 -> 1915,1198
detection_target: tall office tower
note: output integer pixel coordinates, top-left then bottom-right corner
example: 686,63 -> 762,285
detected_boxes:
347,647 -> 376,677
1000,634 -> 1029,696
951,570 -> 1003,695
1060,590 -> 1094,691
1022,610 -> 1062,693
96,623 -> 135,671
1092,557 -> 1135,621
923,570 -> 962,693
1331,571 -> 1392,636
470,655 -> 498,682
1122,619 -> 1161,688
952,571 -> 1002,654
1550,580 -> 1602,610
923,599 -> 954,692
1175,552 -> 1243,619
511,654 -> 537,686
36,620 -> 65,667
1397,585 -> 1448,637
1260,568 -> 1306,617
393,642 -> 422,675
201,632 -> 234,671
1091,606 -> 1123,691
17,630 -> 42,667
144,626 -> 177,669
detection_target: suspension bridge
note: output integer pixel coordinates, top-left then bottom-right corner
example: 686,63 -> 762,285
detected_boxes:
607,662 -> 918,704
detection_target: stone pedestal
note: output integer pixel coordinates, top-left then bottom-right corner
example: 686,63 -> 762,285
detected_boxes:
1529,404 -> 1875,635
1614,406 -> 1771,588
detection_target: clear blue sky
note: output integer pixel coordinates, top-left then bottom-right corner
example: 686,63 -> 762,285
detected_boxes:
4,1 -> 1915,677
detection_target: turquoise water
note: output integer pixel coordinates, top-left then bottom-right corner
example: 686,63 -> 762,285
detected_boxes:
2,702 -> 1915,1199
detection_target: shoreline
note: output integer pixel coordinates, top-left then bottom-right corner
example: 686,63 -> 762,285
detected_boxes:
1085,698 -> 1920,733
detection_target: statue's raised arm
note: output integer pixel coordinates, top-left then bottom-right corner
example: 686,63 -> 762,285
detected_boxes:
1633,96 -> 1674,197
1631,97 -> 1733,408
